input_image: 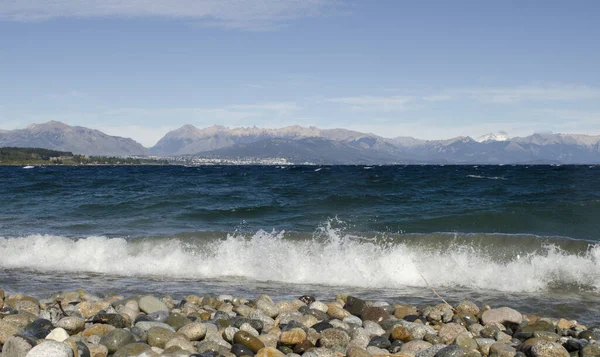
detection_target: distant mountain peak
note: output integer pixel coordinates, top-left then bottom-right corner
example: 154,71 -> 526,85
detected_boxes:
1,120 -> 148,156
27,120 -> 70,130
476,131 -> 509,143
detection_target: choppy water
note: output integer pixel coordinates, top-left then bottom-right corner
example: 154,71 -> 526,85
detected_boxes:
1,165 -> 599,322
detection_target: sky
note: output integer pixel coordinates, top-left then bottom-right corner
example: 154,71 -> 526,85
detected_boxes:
1,0 -> 599,147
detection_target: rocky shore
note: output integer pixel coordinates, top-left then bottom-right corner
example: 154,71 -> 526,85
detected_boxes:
0,289 -> 598,357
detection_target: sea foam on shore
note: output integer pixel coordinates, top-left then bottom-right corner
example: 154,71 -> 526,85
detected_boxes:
1,230 -> 599,293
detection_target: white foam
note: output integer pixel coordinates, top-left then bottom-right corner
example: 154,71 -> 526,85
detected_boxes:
467,175 -> 506,180
1,228 -> 598,293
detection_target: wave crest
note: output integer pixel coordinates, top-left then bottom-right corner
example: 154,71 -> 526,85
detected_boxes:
1,227 -> 599,293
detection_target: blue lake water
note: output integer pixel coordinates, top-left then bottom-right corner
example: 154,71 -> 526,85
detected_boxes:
1,165 -> 599,322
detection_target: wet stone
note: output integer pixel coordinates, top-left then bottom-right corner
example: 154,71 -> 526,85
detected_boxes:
165,313 -> 192,330
345,296 -> 366,316
455,301 -> 480,316
489,342 -> 517,357
305,309 -> 328,322
368,336 -> 391,349
277,345 -> 293,354
99,328 -> 137,354
24,318 -> 54,339
112,342 -> 153,357
299,296 -> 315,305
532,331 -> 559,341
346,346 -> 371,357
233,318 -> 264,332
231,343 -> 255,357
432,344 -> 467,357
361,306 -> 389,323
415,344 -> 447,357
389,339 -> 404,353
580,343 -> 600,357
279,327 -> 306,345
233,330 -> 265,353
311,322 -> 333,333
91,313 -> 127,328
292,339 -> 314,354
254,347 -> 285,357
519,321 -> 555,333
454,332 -> 478,351
147,326 -> 174,348
529,340 -> 569,357
401,340 -> 433,355
178,322 -> 208,341
578,330 -> 595,341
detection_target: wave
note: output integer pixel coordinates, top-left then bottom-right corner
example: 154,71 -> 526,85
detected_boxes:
467,174 -> 506,180
1,226 -> 599,293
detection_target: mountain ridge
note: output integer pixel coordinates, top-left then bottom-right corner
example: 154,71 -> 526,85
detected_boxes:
0,121 -> 148,156
2,121 -> 600,164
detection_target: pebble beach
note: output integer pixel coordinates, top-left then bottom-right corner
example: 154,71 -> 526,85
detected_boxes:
0,289 -> 598,357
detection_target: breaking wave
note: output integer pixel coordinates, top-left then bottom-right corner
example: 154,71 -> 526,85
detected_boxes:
1,225 -> 599,293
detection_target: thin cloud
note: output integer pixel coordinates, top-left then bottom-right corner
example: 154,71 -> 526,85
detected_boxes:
454,85 -> 600,103
329,84 -> 600,113
328,96 -> 416,112
0,0 -> 336,30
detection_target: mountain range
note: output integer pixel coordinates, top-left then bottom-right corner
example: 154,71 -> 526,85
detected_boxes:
2,121 -> 600,164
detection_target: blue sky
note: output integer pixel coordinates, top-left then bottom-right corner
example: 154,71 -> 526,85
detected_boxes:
1,0 -> 599,146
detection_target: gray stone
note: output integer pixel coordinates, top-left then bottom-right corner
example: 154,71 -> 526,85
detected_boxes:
401,340 -> 433,355
416,345 -> 447,357
529,340 -> 569,357
454,332 -> 477,351
318,328 -> 350,348
138,295 -> 168,314
99,328 -> 137,354
481,307 -> 522,326
433,345 -> 467,357
146,310 -> 169,322
455,301 -> 480,316
345,346 -> 371,357
343,315 -> 363,326
165,313 -> 192,330
112,342 -> 153,357
134,321 -> 176,333
56,316 -> 86,334
256,300 -> 279,318
474,338 -> 495,355
439,323 -> 467,344
25,341 -> 74,357
350,328 -> 370,349
3,335 -> 36,357
0,320 -> 24,344
178,322 -> 208,341
489,342 -> 517,357
146,326 -> 174,349
362,320 -> 385,336
161,345 -> 191,357
580,343 -> 600,357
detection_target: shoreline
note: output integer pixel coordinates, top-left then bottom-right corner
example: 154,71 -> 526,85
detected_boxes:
0,289 -> 597,357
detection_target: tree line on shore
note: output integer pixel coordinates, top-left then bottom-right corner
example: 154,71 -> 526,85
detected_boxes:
0,147 -> 168,165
